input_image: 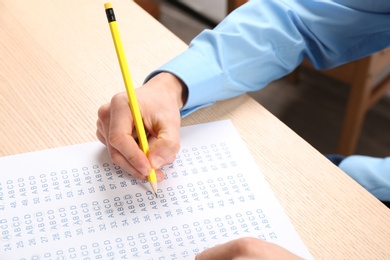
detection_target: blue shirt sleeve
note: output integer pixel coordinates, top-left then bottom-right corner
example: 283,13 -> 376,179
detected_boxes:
146,0 -> 390,117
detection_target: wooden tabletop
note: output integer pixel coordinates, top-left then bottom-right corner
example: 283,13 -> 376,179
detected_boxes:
1,0 -> 389,259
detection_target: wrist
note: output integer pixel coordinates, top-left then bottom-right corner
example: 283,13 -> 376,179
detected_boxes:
148,72 -> 188,110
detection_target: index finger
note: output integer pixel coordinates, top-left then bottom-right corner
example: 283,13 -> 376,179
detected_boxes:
108,93 -> 152,177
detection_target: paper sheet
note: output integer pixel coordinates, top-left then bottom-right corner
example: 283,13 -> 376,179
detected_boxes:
0,120 -> 312,259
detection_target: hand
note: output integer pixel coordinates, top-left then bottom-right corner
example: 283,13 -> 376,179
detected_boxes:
96,72 -> 188,181
196,237 -> 302,260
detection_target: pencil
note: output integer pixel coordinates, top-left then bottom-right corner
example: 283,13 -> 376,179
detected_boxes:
104,2 -> 157,196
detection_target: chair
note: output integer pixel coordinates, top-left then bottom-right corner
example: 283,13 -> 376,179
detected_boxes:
289,49 -> 390,155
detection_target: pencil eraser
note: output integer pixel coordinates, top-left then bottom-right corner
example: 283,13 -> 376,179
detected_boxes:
104,3 -> 112,9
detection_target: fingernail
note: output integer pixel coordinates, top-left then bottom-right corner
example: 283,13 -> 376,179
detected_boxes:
157,174 -> 164,182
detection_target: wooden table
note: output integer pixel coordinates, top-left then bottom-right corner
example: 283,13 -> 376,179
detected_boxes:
1,0 -> 389,259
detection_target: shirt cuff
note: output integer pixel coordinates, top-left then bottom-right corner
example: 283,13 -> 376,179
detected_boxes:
144,47 -> 227,117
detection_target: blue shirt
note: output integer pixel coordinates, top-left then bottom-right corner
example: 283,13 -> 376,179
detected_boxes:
147,0 -> 390,201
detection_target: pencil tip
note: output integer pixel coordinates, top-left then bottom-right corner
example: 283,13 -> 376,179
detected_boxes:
150,182 -> 158,197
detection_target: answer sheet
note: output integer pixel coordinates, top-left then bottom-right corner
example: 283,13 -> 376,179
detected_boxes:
0,120 -> 312,259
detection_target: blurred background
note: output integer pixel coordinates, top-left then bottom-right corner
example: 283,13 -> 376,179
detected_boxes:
136,0 -> 390,158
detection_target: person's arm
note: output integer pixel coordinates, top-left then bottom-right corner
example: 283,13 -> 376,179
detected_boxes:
339,156 -> 390,202
146,0 -> 390,116
97,0 -> 390,181
195,237 -> 303,260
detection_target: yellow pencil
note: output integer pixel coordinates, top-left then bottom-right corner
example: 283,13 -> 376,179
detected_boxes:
104,2 -> 157,195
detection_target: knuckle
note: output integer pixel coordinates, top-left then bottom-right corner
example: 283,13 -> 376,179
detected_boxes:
97,103 -> 110,120
108,150 -> 121,165
108,132 -> 125,147
125,153 -> 137,165
111,92 -> 127,104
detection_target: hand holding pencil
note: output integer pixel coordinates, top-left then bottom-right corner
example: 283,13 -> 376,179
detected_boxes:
97,3 -> 188,194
